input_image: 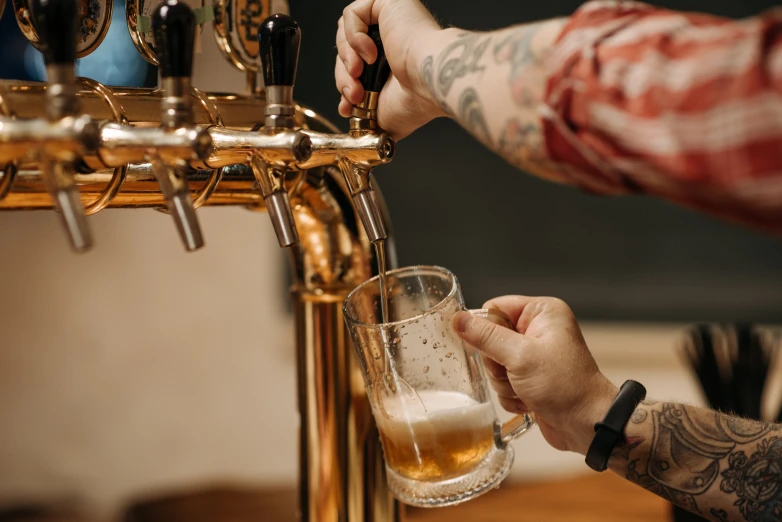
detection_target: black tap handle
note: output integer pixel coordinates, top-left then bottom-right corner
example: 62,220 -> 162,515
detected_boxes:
258,14 -> 301,87
31,0 -> 78,65
359,25 -> 390,93
152,0 -> 195,78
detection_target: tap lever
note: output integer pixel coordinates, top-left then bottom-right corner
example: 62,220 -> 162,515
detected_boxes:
259,13 -> 300,126
31,0 -> 78,66
152,0 -> 195,128
152,0 -> 195,79
32,0 -> 79,119
351,25 -> 390,131
259,14 -> 301,89
358,25 -> 391,96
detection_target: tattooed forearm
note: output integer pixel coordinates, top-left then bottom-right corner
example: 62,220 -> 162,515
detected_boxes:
435,34 -> 491,97
458,88 -> 491,146
494,24 -> 546,109
416,20 -> 567,181
609,401 -> 782,521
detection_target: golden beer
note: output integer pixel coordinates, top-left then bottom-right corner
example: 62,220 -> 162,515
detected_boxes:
377,390 -> 496,481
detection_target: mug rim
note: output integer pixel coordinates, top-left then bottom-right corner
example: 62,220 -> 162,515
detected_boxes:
343,264 -> 459,329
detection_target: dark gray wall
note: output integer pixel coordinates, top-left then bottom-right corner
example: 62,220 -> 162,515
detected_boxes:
296,1 -> 782,323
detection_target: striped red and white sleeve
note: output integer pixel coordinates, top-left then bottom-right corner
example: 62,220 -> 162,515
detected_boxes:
541,0 -> 782,233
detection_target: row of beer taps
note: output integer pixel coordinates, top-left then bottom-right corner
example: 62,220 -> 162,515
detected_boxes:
0,0 -> 394,253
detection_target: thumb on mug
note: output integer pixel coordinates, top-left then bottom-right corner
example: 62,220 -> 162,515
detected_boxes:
453,311 -> 526,367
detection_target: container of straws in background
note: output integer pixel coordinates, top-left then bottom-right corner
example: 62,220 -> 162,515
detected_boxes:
673,323 -> 782,522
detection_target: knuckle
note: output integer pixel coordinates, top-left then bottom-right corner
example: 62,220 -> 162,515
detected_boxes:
346,31 -> 363,47
546,296 -> 571,313
476,323 -> 500,348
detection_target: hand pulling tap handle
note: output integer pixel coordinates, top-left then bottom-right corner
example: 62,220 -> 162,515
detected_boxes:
151,0 -> 205,252
346,24 -> 394,244
31,0 -> 94,252
358,25 -> 391,96
256,13 -> 302,248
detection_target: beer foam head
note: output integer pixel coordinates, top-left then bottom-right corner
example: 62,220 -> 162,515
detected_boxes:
380,390 -> 494,427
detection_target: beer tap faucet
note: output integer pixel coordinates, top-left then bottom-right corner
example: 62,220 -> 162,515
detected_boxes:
31,0 -> 97,252
150,0 -> 205,251
255,14 -> 307,248
341,24 -> 394,244
277,19 -> 395,245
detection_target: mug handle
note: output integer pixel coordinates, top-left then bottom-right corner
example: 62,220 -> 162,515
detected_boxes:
469,308 -> 537,447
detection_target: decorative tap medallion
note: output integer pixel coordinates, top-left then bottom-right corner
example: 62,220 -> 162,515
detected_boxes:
213,0 -> 268,71
127,0 -> 210,65
13,0 -> 112,58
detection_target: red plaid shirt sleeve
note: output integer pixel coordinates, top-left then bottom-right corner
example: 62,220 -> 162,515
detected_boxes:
541,0 -> 782,233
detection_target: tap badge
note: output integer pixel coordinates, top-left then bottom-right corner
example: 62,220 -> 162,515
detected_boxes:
214,0 -> 287,72
76,0 -> 112,56
12,0 -> 112,57
235,0 -> 267,59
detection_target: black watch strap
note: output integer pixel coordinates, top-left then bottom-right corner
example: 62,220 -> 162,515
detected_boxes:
585,380 -> 647,472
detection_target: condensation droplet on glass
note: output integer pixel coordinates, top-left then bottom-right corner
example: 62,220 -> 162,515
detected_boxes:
445,352 -> 453,358
441,368 -> 447,376
383,373 -> 397,392
439,358 -> 443,362
422,339 -> 427,345
423,366 -> 430,373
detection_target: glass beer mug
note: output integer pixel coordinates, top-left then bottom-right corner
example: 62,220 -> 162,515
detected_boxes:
344,265 -> 535,507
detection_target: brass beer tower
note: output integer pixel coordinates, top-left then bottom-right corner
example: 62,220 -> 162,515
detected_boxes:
0,0 -> 402,520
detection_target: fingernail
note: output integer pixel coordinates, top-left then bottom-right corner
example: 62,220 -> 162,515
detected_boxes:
453,311 -> 473,333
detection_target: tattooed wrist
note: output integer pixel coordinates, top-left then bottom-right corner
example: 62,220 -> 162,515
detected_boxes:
611,401 -> 782,521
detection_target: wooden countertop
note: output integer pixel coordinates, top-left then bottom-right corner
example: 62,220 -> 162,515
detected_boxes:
116,472 -> 669,522
408,473 -> 668,522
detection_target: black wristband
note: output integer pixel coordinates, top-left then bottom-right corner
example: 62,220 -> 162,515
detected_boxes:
585,380 -> 646,472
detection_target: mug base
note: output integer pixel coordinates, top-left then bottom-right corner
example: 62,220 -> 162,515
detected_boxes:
386,446 -> 515,508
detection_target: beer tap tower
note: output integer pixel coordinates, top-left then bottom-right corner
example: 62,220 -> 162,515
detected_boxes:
0,0 -> 403,520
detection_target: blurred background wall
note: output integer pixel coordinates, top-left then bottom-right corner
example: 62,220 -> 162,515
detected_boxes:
0,0 -> 781,518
